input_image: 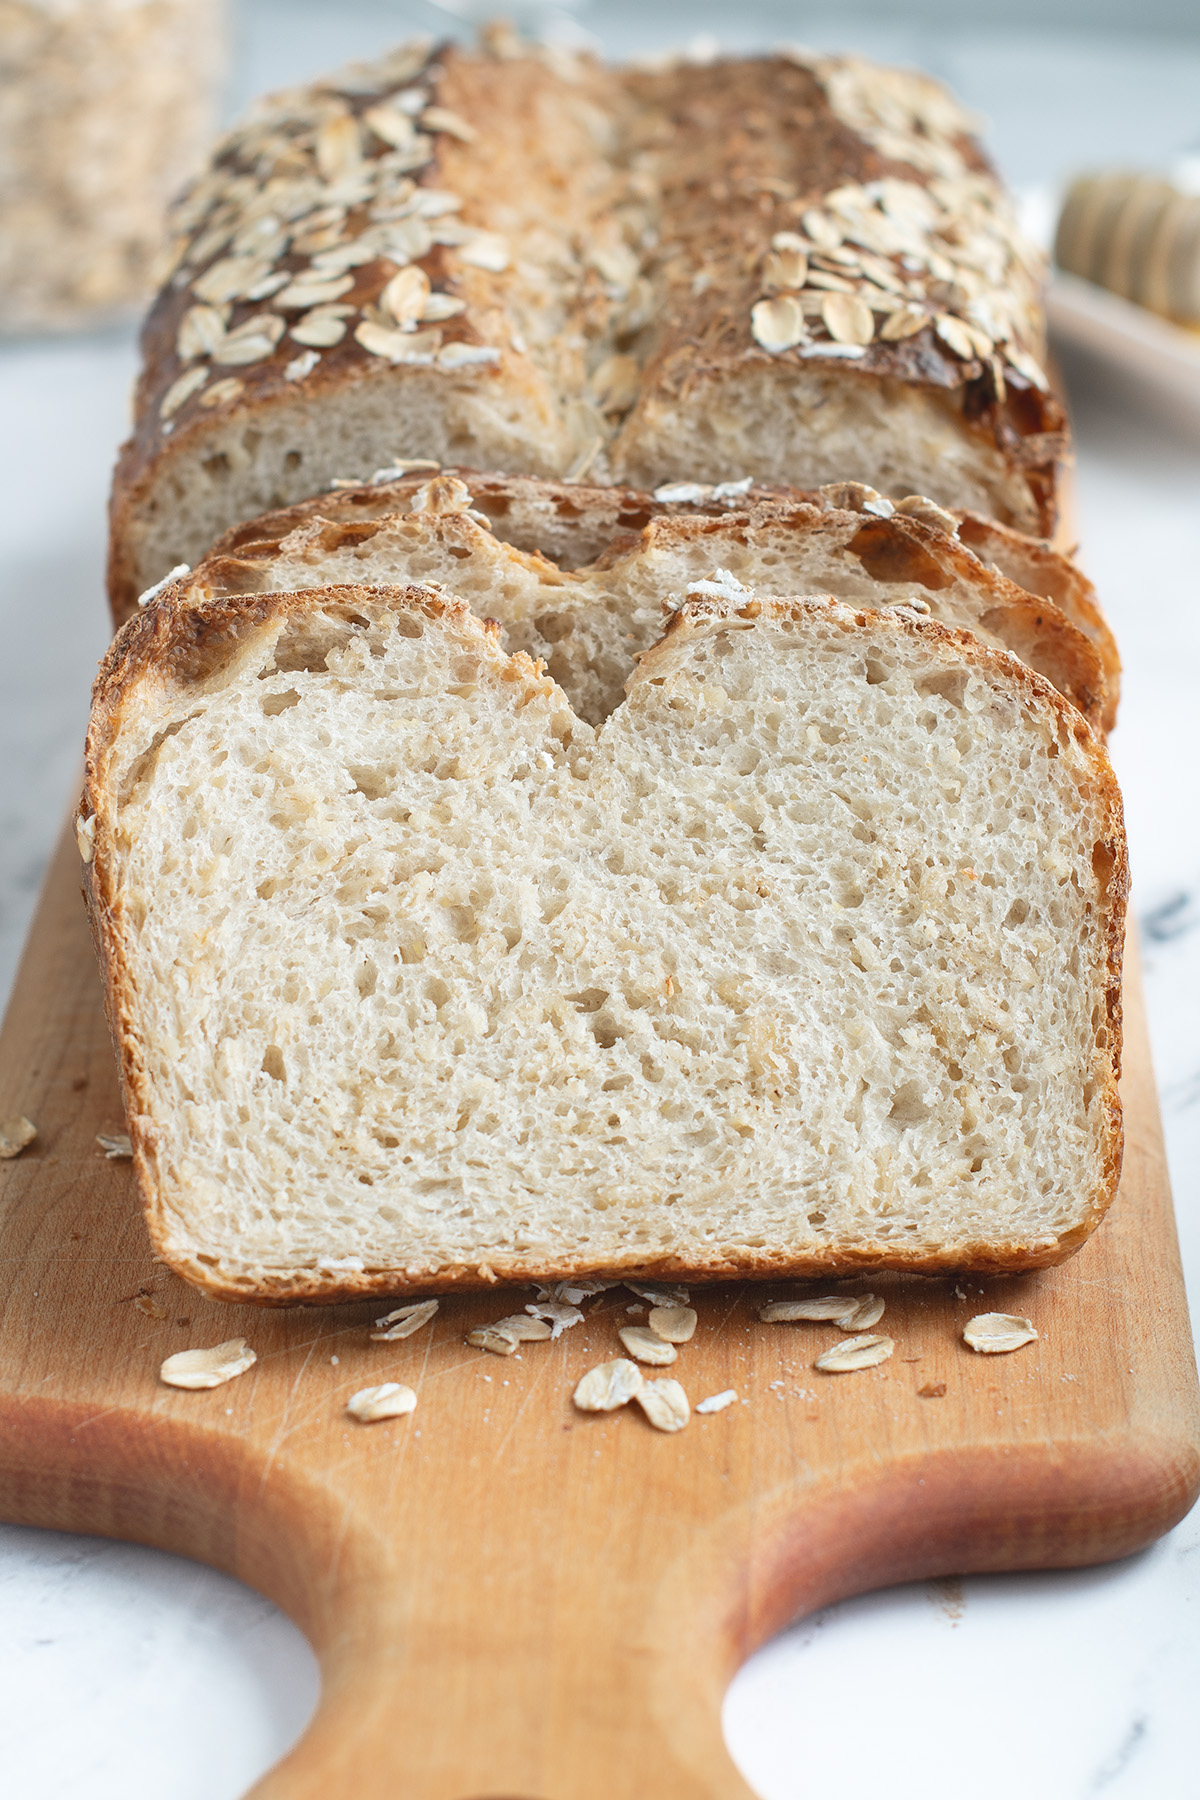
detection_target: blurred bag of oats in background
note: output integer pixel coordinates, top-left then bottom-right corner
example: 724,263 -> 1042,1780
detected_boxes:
0,0 -> 226,335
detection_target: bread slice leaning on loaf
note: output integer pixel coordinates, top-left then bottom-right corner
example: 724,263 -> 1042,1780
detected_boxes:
108,35 -> 1067,618
152,472 -> 1118,733
81,578 -> 1127,1303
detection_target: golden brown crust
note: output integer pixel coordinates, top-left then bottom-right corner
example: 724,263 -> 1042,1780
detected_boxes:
138,469 -> 1112,732
954,510 -> 1120,730
108,40 -> 1066,618
619,502 -> 1110,730
80,582 -> 1126,1307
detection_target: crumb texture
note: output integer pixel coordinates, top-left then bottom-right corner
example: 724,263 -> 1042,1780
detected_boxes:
182,476 -> 1111,730
88,591 -> 1123,1295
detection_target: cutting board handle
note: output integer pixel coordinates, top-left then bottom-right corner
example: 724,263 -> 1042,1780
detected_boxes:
243,1583 -> 756,1800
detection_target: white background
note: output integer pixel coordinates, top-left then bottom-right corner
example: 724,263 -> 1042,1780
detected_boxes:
1,4 -> 1199,1795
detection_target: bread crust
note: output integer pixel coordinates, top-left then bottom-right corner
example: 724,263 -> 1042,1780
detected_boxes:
81,582 -> 1126,1306
142,470 -> 1115,732
955,510 -> 1120,731
108,40 -> 1066,617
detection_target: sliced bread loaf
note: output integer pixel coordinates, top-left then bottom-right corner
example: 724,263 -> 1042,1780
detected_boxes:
149,473 -> 1116,732
107,37 -> 1067,618
81,578 -> 1126,1302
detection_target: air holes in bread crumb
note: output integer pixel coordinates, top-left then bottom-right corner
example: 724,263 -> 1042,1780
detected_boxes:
268,622 -> 349,673
917,669 -> 969,708
262,689 -> 300,715
1004,897 -> 1030,927
261,1046 -> 285,1082
350,765 -> 390,799
888,1081 -> 931,1126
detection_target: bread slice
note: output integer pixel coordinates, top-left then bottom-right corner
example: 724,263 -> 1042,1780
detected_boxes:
108,37 -> 1068,618
82,579 -> 1126,1303
152,473 -> 1115,732
953,510 -> 1120,730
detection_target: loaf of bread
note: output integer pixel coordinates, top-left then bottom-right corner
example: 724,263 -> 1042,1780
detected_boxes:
81,568 -> 1126,1303
155,472 -> 1117,732
108,34 -> 1067,619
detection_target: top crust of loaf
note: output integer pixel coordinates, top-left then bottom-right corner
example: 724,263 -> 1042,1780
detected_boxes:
108,37 -> 1066,616
82,579 -> 1127,1305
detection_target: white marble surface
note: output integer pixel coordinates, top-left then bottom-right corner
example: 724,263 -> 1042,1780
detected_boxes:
2,7 -> 1200,1796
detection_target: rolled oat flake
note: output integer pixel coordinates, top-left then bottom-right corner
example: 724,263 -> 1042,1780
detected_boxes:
346,1382 -> 418,1422
636,1378 -> 690,1432
160,1339 -> 256,1390
963,1313 -> 1038,1354
574,1358 -> 643,1411
814,1333 -> 894,1373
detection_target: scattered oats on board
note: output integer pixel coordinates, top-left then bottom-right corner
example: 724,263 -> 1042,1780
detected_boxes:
0,1117 -> 36,1159
648,1304 -> 697,1343
758,1296 -> 858,1324
624,1281 -> 689,1307
135,1293 -> 168,1320
370,1298 -> 438,1340
919,1381 -> 948,1398
483,1314 -> 554,1343
814,1334 -> 894,1373
540,1277 -> 617,1306
96,1132 -> 133,1159
160,1339 -> 256,1390
346,1382 -> 418,1422
466,1326 -> 519,1356
963,1314 -> 1038,1354
526,1300 -> 583,1338
637,1378 -> 690,1433
696,1390 -> 738,1415
840,1293 -> 886,1329
574,1358 -> 643,1412
618,1326 -> 677,1367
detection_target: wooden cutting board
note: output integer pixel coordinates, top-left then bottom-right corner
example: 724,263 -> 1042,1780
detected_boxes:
1,820 -> 1197,1800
